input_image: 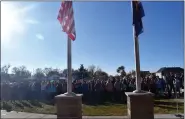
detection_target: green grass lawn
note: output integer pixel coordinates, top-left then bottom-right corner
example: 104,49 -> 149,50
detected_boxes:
1,99 -> 184,116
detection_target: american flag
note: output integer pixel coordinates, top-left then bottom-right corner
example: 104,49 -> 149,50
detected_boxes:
57,1 -> 76,41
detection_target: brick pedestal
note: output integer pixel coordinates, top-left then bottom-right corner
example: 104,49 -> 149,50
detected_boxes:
125,92 -> 154,119
55,94 -> 83,119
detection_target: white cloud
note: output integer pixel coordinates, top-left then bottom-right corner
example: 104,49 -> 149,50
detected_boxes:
1,2 -> 37,48
25,19 -> 39,24
36,34 -> 44,40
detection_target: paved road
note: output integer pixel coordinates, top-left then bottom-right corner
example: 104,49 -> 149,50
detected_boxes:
1,110 -> 184,119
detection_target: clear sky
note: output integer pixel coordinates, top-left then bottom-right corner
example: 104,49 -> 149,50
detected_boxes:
1,1 -> 184,75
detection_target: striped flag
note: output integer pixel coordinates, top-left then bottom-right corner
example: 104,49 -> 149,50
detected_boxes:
57,1 -> 76,41
132,0 -> 145,37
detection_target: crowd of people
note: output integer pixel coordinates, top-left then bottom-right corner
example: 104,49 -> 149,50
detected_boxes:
1,73 -> 184,104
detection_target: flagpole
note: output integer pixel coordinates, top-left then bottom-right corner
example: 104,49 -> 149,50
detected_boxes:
133,31 -> 142,93
66,36 -> 75,96
67,36 -> 72,93
131,1 -> 142,93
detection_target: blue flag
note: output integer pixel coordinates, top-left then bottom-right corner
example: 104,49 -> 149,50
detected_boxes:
132,1 -> 145,37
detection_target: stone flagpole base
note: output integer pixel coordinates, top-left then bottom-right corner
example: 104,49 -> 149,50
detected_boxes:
125,91 -> 154,119
55,93 -> 83,119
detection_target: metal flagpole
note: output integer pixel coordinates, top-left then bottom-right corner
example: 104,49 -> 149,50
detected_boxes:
176,87 -> 179,115
133,29 -> 142,93
131,1 -> 142,93
65,36 -> 76,96
57,2 -> 76,96
174,82 -> 182,118
67,36 -> 72,93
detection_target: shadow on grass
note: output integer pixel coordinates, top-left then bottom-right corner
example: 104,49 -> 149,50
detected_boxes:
1,102 -> 13,112
154,104 -> 183,110
154,101 -> 184,106
154,96 -> 170,100
84,101 -> 126,106
13,101 -> 24,109
40,100 -> 55,105
28,100 -> 42,108
21,101 -> 33,108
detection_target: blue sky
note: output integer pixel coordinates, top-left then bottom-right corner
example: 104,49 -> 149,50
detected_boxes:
1,1 -> 184,75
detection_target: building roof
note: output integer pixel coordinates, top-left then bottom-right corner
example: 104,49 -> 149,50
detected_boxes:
156,67 -> 184,73
140,71 -> 150,73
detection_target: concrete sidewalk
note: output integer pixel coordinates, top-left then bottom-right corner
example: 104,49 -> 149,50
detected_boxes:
1,110 -> 184,119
